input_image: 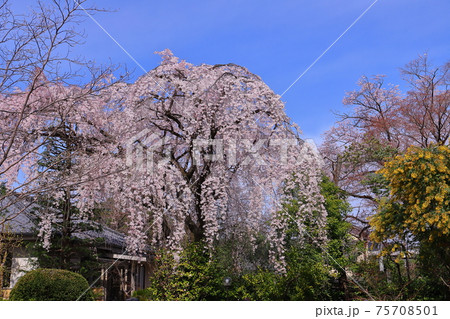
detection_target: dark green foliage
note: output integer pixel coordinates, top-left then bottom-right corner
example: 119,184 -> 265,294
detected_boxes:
233,176 -> 354,301
350,238 -> 449,301
29,197 -> 103,283
321,176 -> 357,300
33,127 -> 103,283
415,240 -> 450,300
242,176 -> 353,301
240,245 -> 330,301
284,243 -> 331,300
143,242 -> 238,300
237,269 -> 282,300
142,175 -> 356,301
9,268 -> 94,301
29,236 -> 102,284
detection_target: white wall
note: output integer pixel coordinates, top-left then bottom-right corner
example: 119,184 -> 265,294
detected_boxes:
9,248 -> 38,288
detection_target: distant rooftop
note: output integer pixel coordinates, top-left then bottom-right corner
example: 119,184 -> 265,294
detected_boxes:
1,195 -> 127,250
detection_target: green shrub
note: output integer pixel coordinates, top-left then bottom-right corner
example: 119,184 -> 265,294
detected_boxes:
145,242 -> 240,300
237,269 -> 282,301
132,288 -> 152,301
9,268 -> 94,301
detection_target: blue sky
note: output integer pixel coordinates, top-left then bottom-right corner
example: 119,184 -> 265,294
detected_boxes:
15,0 -> 450,143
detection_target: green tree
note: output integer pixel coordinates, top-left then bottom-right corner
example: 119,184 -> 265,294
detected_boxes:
239,176 -> 354,301
32,125 -> 104,282
320,176 -> 355,300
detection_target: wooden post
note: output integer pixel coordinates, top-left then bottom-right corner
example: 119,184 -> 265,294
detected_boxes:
131,261 -> 136,293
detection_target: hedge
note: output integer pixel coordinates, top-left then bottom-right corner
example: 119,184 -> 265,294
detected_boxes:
9,268 -> 94,301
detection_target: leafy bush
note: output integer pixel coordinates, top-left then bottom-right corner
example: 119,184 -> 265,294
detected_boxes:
145,242 -> 236,300
143,176 -> 357,301
237,269 -> 282,300
131,288 -> 152,301
9,268 -> 94,301
236,176 -> 354,301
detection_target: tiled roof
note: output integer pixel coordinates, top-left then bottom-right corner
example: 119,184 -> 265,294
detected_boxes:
0,196 -> 39,235
1,195 -> 127,249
